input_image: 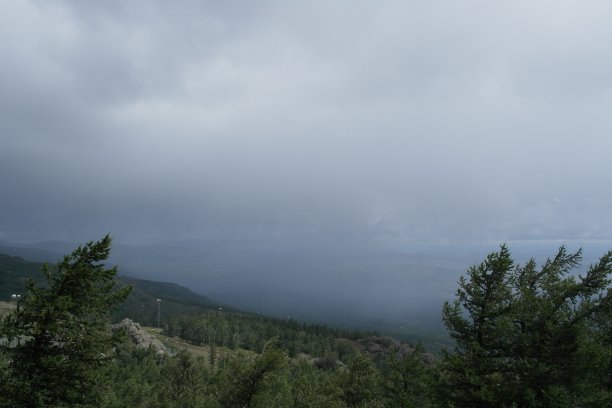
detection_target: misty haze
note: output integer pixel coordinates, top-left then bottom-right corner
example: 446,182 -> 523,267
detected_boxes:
1,1 -> 611,407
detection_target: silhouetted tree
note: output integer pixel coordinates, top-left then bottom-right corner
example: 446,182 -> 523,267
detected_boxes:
440,245 -> 611,407
0,236 -> 131,407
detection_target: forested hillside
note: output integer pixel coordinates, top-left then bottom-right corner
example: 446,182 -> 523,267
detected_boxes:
1,239 -> 610,407
164,312 -> 377,362
0,250 -> 384,363
0,252 -> 227,326
0,253 -> 44,295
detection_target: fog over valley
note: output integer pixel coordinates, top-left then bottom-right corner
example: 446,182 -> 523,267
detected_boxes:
1,237 -> 609,347
2,0 -> 612,342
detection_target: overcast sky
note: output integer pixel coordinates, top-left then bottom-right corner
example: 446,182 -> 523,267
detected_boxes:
1,0 -> 612,246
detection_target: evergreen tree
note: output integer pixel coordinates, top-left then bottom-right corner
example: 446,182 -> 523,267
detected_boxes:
290,359 -> 345,408
439,245 -> 515,406
381,343 -> 433,407
0,236 -> 132,407
215,338 -> 289,407
439,245 -> 611,407
157,351 -> 216,408
338,352 -> 383,407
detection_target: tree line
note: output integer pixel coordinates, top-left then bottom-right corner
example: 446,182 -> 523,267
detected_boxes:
0,236 -> 609,407
163,312 -> 372,361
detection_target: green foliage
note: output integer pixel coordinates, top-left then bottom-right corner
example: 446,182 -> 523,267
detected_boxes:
157,351 -> 218,408
0,236 -> 132,407
0,251 -> 225,328
439,245 -> 612,407
94,333 -> 440,408
165,312 -> 372,360
289,359 -> 345,408
6,240 -> 608,407
215,338 -> 291,407
115,276 -> 226,326
0,349 -> 9,407
98,346 -> 163,408
0,253 -> 46,298
380,343 -> 434,407
337,353 -> 383,407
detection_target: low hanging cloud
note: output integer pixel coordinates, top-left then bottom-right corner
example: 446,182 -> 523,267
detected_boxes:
1,0 -> 612,245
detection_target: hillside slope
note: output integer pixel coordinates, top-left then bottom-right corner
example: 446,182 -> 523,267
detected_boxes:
0,253 -> 226,325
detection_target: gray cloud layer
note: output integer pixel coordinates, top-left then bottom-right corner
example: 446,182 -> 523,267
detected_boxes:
2,0 -> 612,245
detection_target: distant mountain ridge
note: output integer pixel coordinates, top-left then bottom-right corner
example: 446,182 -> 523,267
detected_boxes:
0,252 -> 228,325
0,239 -> 459,350
0,251 -> 440,361
0,242 -> 66,263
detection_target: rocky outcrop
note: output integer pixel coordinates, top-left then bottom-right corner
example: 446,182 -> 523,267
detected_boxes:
356,336 -> 413,358
296,353 -> 347,370
111,318 -> 172,356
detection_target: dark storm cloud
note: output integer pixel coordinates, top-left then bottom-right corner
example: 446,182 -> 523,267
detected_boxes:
1,0 -> 612,244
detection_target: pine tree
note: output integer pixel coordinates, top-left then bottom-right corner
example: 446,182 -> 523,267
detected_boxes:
0,235 -> 131,407
216,338 -> 289,407
338,352 -> 383,407
381,343 -> 433,407
439,245 -> 611,407
439,245 -> 515,406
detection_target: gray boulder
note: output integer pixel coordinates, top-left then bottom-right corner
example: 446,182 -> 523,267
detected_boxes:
111,318 -> 172,356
